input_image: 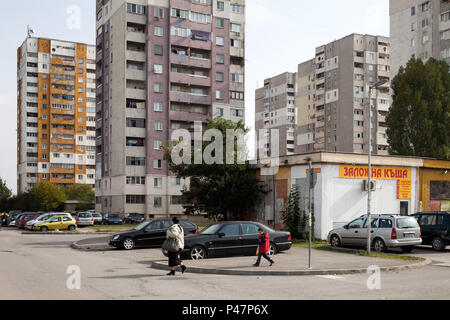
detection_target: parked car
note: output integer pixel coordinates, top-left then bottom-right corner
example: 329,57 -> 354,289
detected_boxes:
109,218 -> 198,250
177,221 -> 292,260
16,213 -> 43,229
26,213 -> 73,230
91,212 -> 103,225
75,212 -> 94,227
411,212 -> 450,251
34,215 -> 77,232
328,214 -> 422,253
9,210 -> 22,221
103,214 -> 123,225
124,213 -> 145,224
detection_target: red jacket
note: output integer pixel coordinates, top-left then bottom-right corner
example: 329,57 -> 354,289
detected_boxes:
258,232 -> 270,254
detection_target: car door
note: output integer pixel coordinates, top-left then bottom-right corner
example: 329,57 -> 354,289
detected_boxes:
357,218 -> 379,247
211,223 -> 242,257
47,217 -> 62,230
418,214 -> 437,244
340,217 -> 366,246
62,216 -> 72,229
142,221 -> 167,247
240,223 -> 261,255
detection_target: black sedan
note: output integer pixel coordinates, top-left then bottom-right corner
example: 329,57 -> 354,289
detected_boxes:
123,213 -> 145,224
109,218 -> 198,250
180,221 -> 292,260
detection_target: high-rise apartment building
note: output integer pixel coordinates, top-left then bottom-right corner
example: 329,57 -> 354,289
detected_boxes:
95,0 -> 245,216
256,34 -> 391,157
390,0 -> 450,77
255,72 -> 297,158
17,37 -> 96,194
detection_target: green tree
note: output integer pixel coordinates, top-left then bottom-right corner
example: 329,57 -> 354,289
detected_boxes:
387,57 -> 449,159
0,178 -> 12,203
32,181 -> 67,212
164,118 -> 262,221
281,185 -> 301,239
64,184 -> 95,210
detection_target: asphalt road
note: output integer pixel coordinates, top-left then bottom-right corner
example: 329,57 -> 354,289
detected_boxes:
0,229 -> 449,300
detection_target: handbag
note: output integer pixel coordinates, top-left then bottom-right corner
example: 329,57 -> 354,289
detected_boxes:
162,238 -> 179,253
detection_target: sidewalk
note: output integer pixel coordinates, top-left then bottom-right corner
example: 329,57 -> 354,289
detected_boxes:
150,247 -> 430,276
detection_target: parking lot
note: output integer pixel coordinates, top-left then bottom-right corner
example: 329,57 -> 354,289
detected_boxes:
0,228 -> 449,300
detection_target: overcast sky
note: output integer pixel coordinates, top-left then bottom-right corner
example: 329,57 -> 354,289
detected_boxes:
0,0 -> 389,194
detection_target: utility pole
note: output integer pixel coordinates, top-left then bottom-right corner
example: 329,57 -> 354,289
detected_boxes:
306,157 -> 313,269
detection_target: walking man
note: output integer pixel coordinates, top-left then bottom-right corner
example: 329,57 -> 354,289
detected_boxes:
253,228 -> 274,267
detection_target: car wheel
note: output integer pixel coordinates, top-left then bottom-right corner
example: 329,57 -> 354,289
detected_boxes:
41,226 -> 48,232
268,242 -> 277,256
401,246 -> 414,253
122,238 -> 135,250
190,246 -> 207,260
431,237 -> 445,251
373,238 -> 386,253
330,234 -> 341,247
68,225 -> 76,231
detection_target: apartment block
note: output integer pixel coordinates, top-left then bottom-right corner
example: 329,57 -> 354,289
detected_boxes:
255,72 -> 297,158
390,0 -> 450,77
256,34 -> 391,157
17,37 -> 96,194
95,0 -> 245,217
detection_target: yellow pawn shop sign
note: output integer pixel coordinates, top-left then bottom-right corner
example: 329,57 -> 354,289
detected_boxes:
339,165 -> 412,199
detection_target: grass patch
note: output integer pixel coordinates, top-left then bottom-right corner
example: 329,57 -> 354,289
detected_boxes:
82,224 -> 136,233
292,239 -> 423,261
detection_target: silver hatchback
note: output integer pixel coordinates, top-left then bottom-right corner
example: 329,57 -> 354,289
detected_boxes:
327,215 -> 422,253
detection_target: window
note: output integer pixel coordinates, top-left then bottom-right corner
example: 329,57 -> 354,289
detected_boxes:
154,83 -> 163,93
171,196 -> 182,205
153,159 -> 162,169
154,7 -> 164,18
216,36 -> 224,46
154,178 -> 163,188
216,90 -> 224,100
231,39 -> 242,48
216,54 -> 224,64
215,107 -> 224,117
220,224 -> 240,236
217,1 -> 224,11
348,217 -> 365,229
154,140 -> 162,150
231,4 -> 244,14
241,223 -> 259,235
154,45 -> 163,56
126,195 -> 146,204
154,197 -> 162,208
155,121 -> 163,131
231,23 -> 241,33
230,73 -> 244,83
421,2 -> 429,12
154,64 -> 163,74
216,72 -> 224,82
216,18 -> 224,28
126,157 -> 146,166
411,6 -> 416,16
154,26 -> 163,37
231,109 -> 244,117
154,102 -> 163,112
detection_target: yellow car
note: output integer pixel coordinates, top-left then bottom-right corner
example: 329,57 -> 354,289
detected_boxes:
34,215 -> 77,232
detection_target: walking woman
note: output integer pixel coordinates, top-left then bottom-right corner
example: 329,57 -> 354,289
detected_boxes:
166,217 -> 187,276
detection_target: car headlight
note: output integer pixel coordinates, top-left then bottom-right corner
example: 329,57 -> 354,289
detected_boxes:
113,235 -> 120,240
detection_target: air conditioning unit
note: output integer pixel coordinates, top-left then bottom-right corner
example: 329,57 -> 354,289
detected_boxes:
362,180 -> 376,191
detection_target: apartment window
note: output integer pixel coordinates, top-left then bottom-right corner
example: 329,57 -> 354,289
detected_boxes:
368,65 -> 374,71
155,121 -> 163,131
126,157 -> 146,166
171,8 -> 189,19
126,195 -> 146,204
153,159 -> 162,169
154,197 -> 162,208
422,18 -> 429,28
154,178 -> 163,188
411,22 -> 416,32
354,120 -> 364,127
231,4 -> 244,14
231,24 -> 241,33
154,102 -> 163,112
216,54 -> 224,64
230,91 -> 244,100
154,45 -> 163,56
411,38 -> 416,47
231,39 -> 242,48
421,2 -> 429,12
216,90 -> 224,100
231,109 -> 244,117
154,64 -> 163,74
171,196 -> 182,205
154,7 -> 164,18
215,107 -> 224,117
154,26 -> 163,37
411,6 -> 416,16
216,36 -> 224,46
230,73 -> 244,83
217,1 -> 224,11
154,140 -> 162,150
216,72 -> 224,82
216,18 -> 225,28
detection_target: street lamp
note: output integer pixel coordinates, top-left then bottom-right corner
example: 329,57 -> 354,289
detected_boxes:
367,79 -> 388,255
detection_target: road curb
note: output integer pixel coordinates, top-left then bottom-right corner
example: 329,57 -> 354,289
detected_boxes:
70,242 -> 113,251
22,231 -> 113,235
150,257 -> 432,276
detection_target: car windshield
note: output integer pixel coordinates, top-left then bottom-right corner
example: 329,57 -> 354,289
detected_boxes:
200,224 -> 223,235
397,217 -> 419,229
134,221 -> 150,231
109,214 -> 119,218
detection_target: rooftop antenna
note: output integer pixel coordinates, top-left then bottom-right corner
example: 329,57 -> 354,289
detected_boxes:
27,25 -> 36,38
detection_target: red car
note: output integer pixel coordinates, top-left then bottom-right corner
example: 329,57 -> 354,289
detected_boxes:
16,213 -> 41,229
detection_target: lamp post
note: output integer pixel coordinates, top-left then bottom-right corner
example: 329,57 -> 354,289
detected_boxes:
367,79 -> 388,255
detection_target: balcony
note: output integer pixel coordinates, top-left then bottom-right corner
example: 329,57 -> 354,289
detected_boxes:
126,31 -> 146,43
170,72 -> 210,87
169,109 -> 210,123
170,36 -> 212,51
126,50 -> 146,63
170,91 -> 211,105
126,88 -> 146,100
170,53 -> 211,69
126,69 -> 146,81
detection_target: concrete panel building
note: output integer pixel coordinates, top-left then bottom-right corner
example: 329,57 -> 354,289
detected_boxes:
95,0 -> 245,217
256,34 -> 391,158
390,0 -> 450,77
17,37 -> 96,193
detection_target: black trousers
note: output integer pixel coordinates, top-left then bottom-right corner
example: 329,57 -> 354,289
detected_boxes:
256,252 -> 273,265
